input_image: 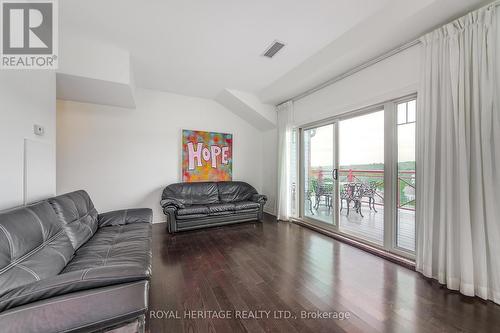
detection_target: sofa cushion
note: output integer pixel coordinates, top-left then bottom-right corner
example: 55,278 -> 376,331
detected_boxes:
98,208 -> 153,227
0,265 -> 149,312
177,205 -> 209,216
62,223 -> 151,274
207,203 -> 235,214
0,202 -> 74,296
217,181 -> 258,203
47,190 -> 99,250
234,201 -> 260,211
162,182 -> 219,206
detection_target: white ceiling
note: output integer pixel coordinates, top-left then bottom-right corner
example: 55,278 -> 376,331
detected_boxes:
60,0 -> 389,98
60,0 -> 492,105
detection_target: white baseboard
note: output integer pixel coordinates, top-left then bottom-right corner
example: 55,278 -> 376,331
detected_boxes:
263,207 -> 276,216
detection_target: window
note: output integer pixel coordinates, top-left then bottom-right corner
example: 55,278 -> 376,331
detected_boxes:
397,100 -> 416,125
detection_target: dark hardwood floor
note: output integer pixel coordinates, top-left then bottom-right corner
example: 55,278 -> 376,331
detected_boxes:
147,214 -> 500,333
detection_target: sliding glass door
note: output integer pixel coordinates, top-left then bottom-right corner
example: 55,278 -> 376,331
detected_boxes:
338,110 -> 385,245
299,96 -> 417,257
302,124 -> 335,226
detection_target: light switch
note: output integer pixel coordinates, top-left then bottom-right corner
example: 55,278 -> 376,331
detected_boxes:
34,125 -> 45,136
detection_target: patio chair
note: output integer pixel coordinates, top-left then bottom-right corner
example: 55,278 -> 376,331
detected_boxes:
360,183 -> 378,213
341,183 -> 364,217
340,186 -> 350,212
314,184 -> 332,212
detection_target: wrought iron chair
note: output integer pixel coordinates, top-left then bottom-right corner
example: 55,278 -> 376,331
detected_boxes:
340,185 -> 350,212
360,183 -> 378,213
314,184 -> 333,212
341,183 -> 364,217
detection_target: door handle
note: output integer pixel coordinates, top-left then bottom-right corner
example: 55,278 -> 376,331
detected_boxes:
333,169 -> 338,180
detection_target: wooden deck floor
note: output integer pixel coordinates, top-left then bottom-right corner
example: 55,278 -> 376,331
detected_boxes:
147,215 -> 500,333
305,205 -> 415,251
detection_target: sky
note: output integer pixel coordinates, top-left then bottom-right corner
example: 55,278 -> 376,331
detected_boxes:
308,110 -> 415,167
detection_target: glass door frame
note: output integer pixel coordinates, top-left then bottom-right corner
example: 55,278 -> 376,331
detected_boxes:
297,95 -> 417,260
299,121 -> 339,231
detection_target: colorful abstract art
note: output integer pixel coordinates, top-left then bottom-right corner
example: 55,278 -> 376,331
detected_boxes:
182,130 -> 233,182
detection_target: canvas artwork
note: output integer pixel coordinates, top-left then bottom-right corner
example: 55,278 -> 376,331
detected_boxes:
182,129 -> 233,182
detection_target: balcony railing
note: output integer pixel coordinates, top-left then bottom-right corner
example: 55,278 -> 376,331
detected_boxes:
295,168 -> 415,212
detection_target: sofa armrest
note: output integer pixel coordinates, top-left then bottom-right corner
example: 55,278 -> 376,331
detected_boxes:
0,281 -> 148,333
0,265 -> 150,313
160,198 -> 185,209
251,194 -> 267,204
163,207 -> 178,233
98,208 -> 152,227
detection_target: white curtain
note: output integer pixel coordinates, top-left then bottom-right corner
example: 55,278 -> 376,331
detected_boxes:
277,101 -> 294,221
416,3 -> 500,303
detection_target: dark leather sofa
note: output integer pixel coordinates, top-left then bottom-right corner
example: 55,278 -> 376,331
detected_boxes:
161,181 -> 267,233
0,190 -> 152,333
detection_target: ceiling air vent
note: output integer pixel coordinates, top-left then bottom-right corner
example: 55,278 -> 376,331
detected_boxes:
262,41 -> 286,58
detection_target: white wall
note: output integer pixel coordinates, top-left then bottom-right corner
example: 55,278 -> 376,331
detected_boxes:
293,44 -> 422,126
57,88 -> 264,223
0,71 -> 56,211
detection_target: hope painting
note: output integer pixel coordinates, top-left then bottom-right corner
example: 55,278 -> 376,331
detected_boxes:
182,130 -> 233,182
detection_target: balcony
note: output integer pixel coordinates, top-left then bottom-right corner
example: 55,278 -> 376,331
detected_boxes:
300,168 -> 415,251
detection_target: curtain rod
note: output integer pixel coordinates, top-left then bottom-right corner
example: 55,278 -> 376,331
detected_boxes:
277,0 -> 500,107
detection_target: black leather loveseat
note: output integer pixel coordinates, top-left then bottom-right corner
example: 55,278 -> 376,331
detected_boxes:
161,181 -> 267,233
0,190 -> 152,333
